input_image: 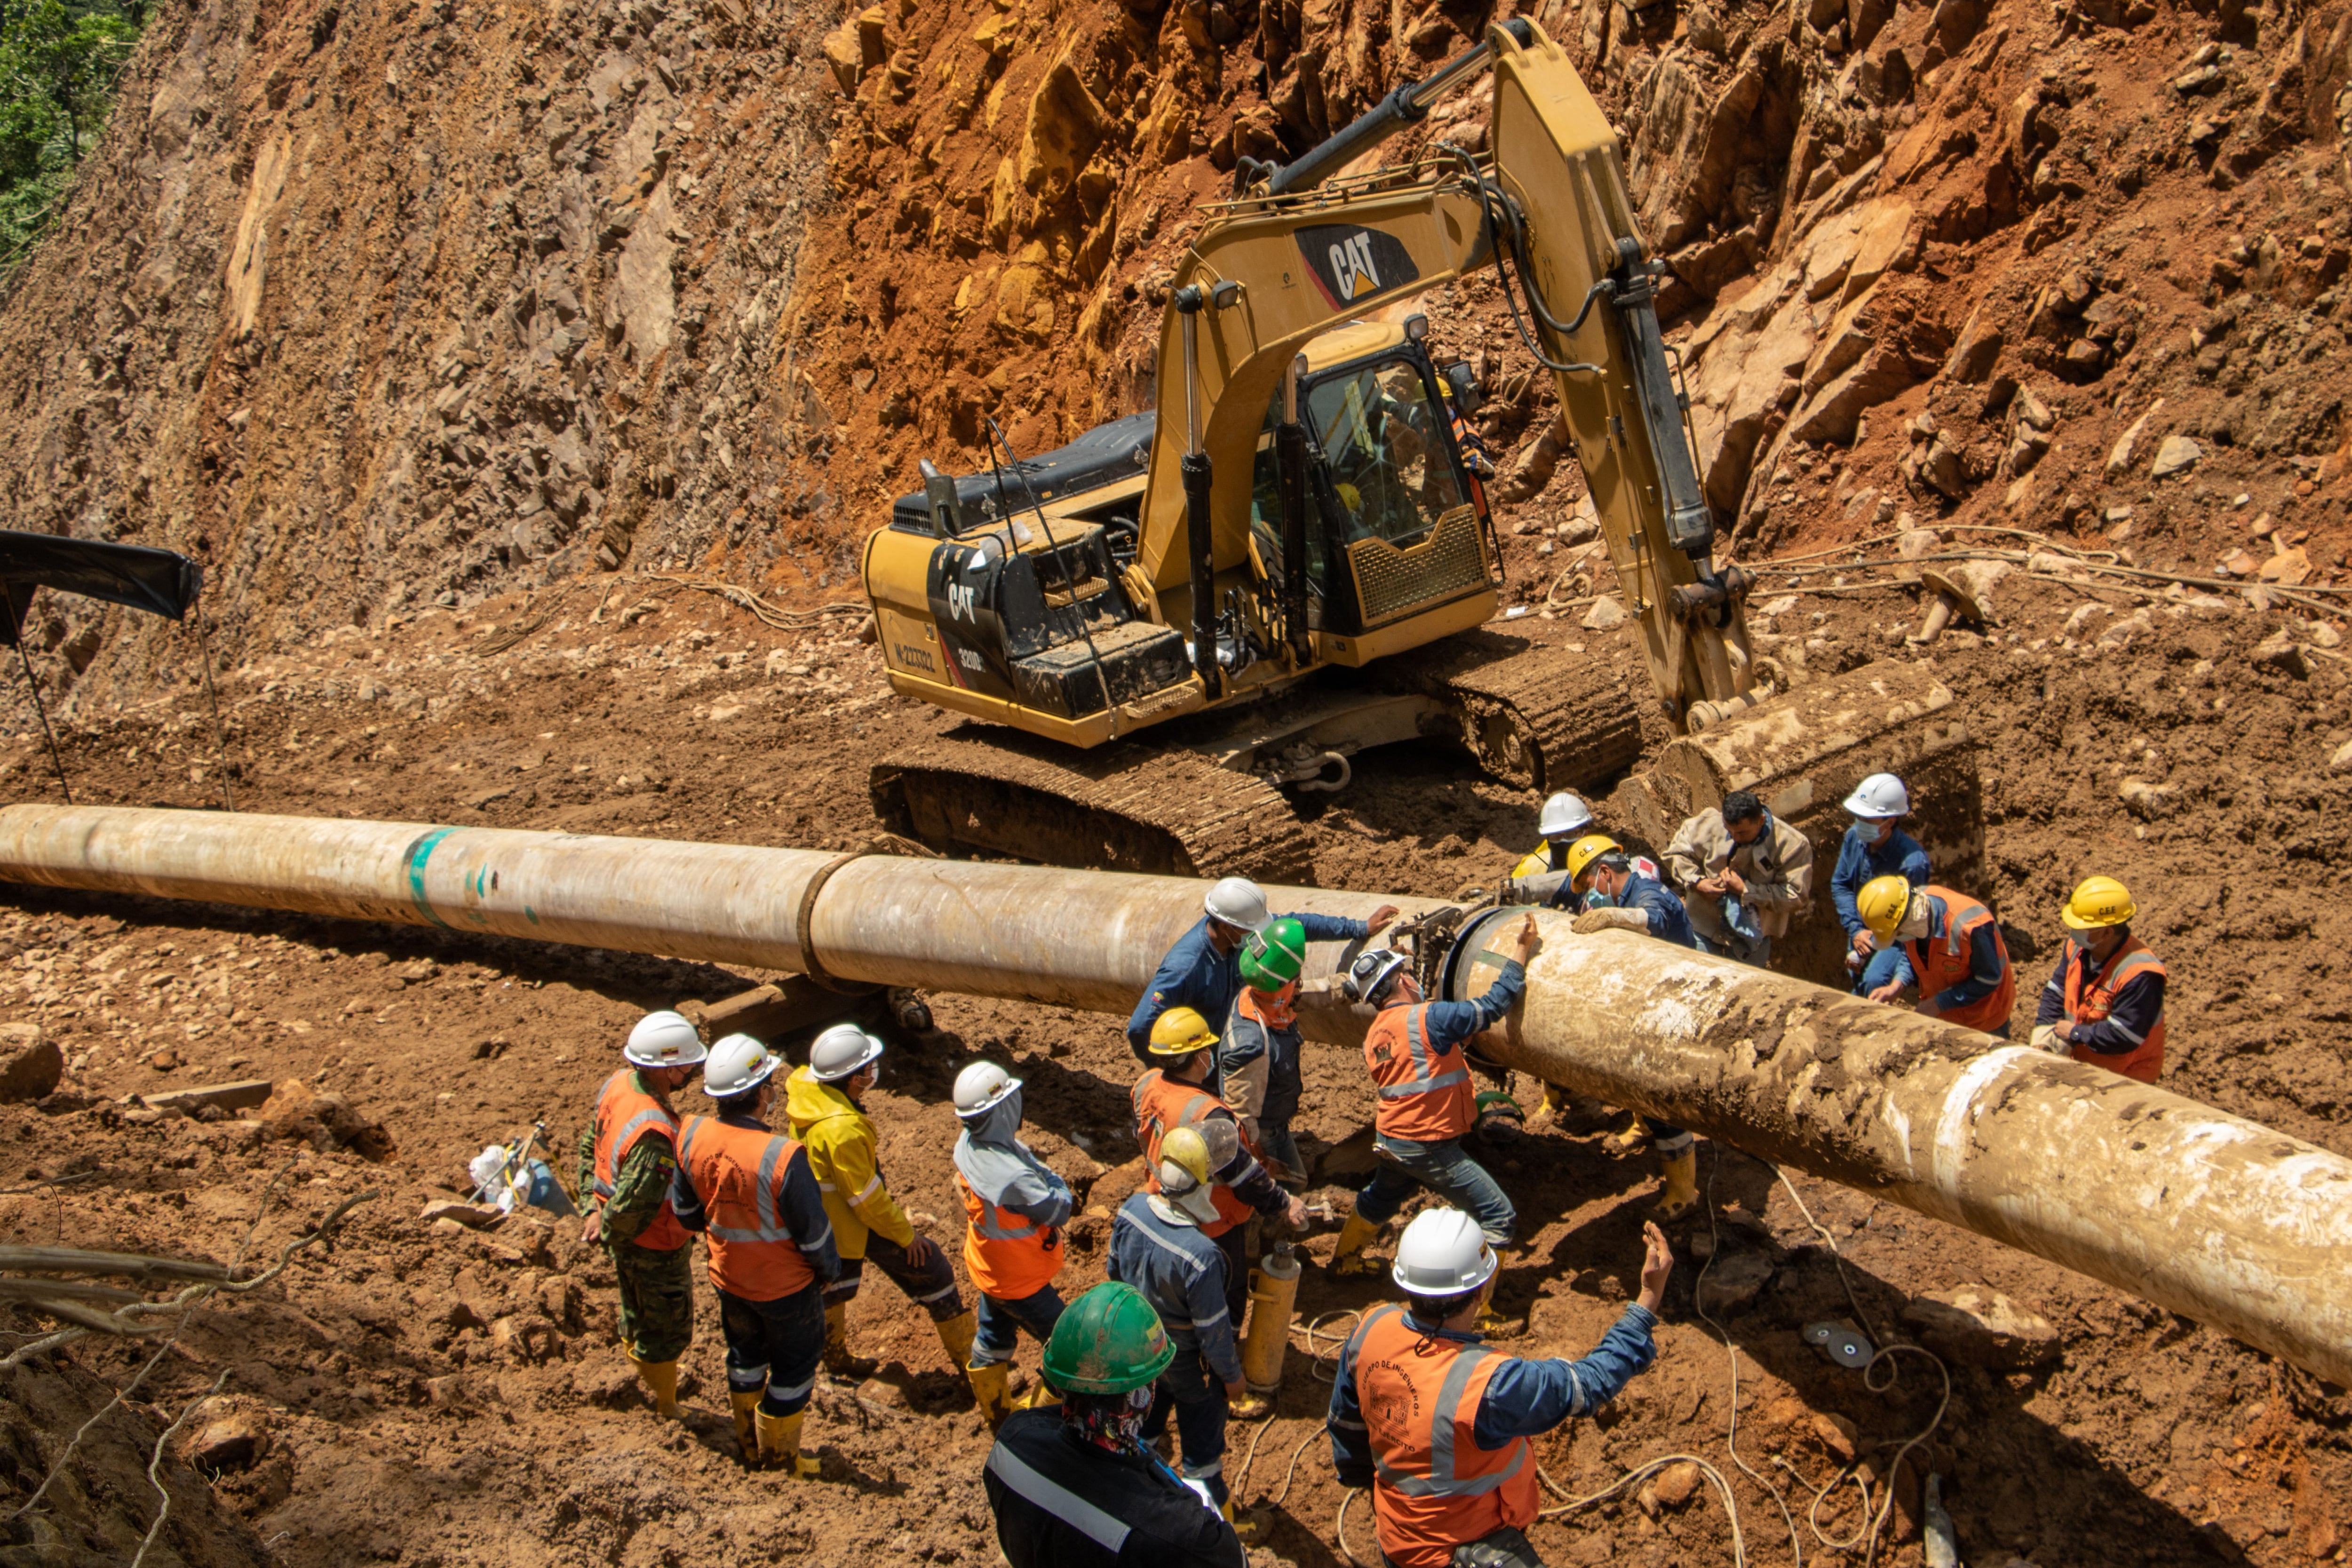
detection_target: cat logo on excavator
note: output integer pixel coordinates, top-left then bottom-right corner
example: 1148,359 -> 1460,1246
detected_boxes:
1298,223 -> 1419,309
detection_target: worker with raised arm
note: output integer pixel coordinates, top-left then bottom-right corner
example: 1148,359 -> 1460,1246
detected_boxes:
1329,1210 -> 1673,1568
1858,876 -> 2018,1038
1216,918 -> 1311,1185
1125,876 -> 1398,1064
785,1022 -> 973,1383
1108,1126 -> 1250,1515
955,1059 -> 1074,1428
2032,876 -> 2167,1082
1136,1006 -> 1309,1348
983,1282 -> 1246,1568
669,1033 -> 842,1474
1557,837 -> 1706,1219
1830,773 -> 1931,995
577,1009 -> 706,1419
1663,789 -> 1814,967
1328,916 -> 1533,1281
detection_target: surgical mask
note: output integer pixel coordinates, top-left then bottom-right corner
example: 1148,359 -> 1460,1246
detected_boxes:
1852,815 -> 1892,844
2066,927 -> 2096,949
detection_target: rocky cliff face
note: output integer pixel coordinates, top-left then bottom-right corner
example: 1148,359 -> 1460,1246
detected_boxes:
4,0 -> 2352,713
0,0 -> 835,710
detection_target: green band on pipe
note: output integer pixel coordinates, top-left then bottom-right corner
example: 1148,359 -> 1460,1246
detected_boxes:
403,827 -> 458,929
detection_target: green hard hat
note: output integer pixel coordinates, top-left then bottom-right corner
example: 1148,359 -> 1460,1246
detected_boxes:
1238,917 -> 1307,991
1041,1282 -> 1176,1395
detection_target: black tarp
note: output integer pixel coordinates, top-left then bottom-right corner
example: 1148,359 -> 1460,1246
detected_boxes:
0,530 -> 204,643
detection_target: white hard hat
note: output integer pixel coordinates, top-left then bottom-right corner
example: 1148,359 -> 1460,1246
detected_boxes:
625,1010 -> 707,1068
954,1059 -> 1021,1117
1392,1208 -> 1498,1296
1538,792 -> 1594,840
809,1022 -> 885,1082
702,1033 -> 780,1098
1343,947 -> 1411,1006
1843,772 -> 1912,819
1203,877 -> 1271,933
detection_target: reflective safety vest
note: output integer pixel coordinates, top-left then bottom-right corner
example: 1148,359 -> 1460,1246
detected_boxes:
676,1115 -> 816,1302
1901,886 -> 2016,1036
2062,938 -> 2167,1083
590,1068 -> 687,1251
1364,1003 -> 1475,1141
1351,1304 -> 1540,1568
1131,1069 -> 1255,1237
957,1169 -> 1065,1301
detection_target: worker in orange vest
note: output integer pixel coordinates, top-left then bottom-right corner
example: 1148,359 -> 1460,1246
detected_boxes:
669,1033 -> 842,1475
1328,915 -> 1535,1281
1328,1209 -> 1672,1568
2032,876 -> 2167,1082
1857,877 -> 2018,1037
954,1059 -> 1073,1429
1133,1006 -> 1309,1408
576,1010 -> 706,1419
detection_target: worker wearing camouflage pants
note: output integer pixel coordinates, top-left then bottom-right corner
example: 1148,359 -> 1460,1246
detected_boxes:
579,1011 -> 707,1416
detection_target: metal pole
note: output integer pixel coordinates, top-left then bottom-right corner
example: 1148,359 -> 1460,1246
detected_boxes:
0,804 -> 2348,1388
3,601 -> 69,805
192,612 -> 235,812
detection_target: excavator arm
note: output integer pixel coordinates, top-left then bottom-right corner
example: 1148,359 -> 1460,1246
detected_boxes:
1143,18 -> 1764,728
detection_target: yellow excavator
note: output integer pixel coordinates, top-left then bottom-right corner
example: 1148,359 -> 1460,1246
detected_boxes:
862,18 -> 1975,893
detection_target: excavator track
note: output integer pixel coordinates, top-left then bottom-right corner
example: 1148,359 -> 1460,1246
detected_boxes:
1383,629 -> 1649,794
873,727 -> 1315,883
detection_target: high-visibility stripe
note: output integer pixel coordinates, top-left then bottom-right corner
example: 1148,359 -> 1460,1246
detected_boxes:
1375,1008 -> 1470,1098
987,1445 -> 1132,1553
1370,1337 -> 1528,1500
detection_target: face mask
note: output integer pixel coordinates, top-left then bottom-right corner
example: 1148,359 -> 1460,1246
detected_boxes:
2067,927 -> 2096,949
1853,816 -> 1891,844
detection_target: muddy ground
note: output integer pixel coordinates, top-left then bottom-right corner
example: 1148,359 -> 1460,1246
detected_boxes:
1,532 -> 2350,1568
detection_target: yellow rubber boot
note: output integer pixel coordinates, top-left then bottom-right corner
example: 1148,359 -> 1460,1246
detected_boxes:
1606,1112 -> 1652,1154
1524,1081 -> 1574,1133
966,1361 -> 1013,1429
1014,1376 -> 1060,1410
1329,1210 -> 1383,1276
935,1308 -> 977,1372
757,1409 -> 822,1478
1657,1146 -> 1700,1221
628,1355 -> 682,1419
822,1301 -> 878,1380
728,1388 -> 763,1457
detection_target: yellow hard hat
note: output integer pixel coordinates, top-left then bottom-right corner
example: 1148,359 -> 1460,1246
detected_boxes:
1158,1124 -> 1213,1187
1148,1006 -> 1218,1057
1511,850 -> 1549,881
1856,875 -> 1916,939
2062,876 -> 2136,930
1563,834 -> 1621,884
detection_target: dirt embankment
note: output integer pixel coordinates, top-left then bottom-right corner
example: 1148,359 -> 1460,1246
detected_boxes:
0,544 -> 2348,1567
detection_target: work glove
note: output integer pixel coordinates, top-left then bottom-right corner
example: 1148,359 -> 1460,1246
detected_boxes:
1572,907 -> 1650,936
2029,1025 -> 2062,1054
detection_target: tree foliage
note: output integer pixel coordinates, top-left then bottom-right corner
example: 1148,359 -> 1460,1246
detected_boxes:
0,0 -> 141,271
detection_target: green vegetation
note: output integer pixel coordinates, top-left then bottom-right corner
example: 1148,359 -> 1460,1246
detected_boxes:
0,0 -> 143,273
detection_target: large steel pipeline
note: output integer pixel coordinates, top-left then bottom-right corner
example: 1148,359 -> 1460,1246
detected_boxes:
2,804 -> 2351,1387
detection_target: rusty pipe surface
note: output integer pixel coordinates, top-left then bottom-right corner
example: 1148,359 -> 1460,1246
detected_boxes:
2,805 -> 2351,1386
1437,906 -> 2352,1387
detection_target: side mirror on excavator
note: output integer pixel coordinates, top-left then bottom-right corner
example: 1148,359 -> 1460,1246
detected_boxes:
918,458 -> 960,539
1442,361 -> 1482,417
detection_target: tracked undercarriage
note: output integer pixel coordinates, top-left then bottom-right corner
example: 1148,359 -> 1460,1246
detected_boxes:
871,631 -> 1648,877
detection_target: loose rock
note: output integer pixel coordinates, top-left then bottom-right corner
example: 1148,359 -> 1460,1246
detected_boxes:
0,1023 -> 61,1103
1901,1287 -> 2062,1369
2149,434 -> 2201,479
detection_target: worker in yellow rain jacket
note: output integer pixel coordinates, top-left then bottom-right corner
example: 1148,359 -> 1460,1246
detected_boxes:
785,1022 -> 974,1381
